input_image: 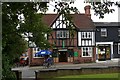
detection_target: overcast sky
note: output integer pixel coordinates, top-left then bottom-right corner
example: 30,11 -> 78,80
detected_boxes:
46,0 -> 119,22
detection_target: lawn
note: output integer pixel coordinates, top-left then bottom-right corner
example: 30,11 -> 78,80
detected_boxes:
47,73 -> 120,80
57,73 -> 119,78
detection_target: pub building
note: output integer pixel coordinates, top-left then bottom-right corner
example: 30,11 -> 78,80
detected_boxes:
28,5 -> 96,66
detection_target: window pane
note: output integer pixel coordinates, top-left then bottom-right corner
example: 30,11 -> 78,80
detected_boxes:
82,32 -> 84,38
89,40 -> 91,46
60,31 -> 62,37
86,47 -> 88,50
85,32 -> 87,38
87,32 -> 90,38
118,43 -> 120,54
86,52 -> 88,56
89,32 -> 91,38
66,31 -> 69,38
86,40 -> 88,46
83,52 -> 85,56
63,31 -> 66,38
84,32 -> 86,38
82,40 -> 84,46
56,31 -> 59,38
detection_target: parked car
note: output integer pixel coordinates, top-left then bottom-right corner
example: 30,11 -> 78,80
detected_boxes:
19,56 -> 29,66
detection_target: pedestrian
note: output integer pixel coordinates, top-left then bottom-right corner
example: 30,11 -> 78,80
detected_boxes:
44,55 -> 52,68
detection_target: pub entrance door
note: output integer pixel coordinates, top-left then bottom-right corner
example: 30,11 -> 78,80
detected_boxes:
59,51 -> 67,62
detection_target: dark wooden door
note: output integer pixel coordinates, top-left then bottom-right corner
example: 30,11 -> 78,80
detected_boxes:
59,51 -> 67,62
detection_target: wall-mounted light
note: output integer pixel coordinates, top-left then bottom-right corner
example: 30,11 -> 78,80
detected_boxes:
96,29 -> 100,32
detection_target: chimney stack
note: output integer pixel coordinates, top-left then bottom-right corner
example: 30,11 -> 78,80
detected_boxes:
84,5 -> 91,18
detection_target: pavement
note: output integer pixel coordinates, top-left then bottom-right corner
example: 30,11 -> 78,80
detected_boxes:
11,59 -> 120,79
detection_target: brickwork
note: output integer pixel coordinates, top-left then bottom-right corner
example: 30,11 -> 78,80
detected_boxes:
28,48 -> 44,66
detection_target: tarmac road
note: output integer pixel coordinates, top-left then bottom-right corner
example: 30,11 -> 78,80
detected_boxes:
11,59 -> 119,80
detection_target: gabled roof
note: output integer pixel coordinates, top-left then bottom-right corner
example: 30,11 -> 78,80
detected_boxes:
42,14 -> 59,27
42,13 -> 95,29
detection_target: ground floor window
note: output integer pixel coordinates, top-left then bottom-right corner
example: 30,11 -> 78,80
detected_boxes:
32,47 -> 44,58
82,47 -> 92,57
118,43 -> 120,54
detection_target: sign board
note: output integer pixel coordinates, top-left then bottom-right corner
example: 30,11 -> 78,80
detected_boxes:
74,52 -> 78,57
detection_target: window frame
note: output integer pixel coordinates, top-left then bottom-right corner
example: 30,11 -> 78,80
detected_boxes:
82,32 -> 92,39
101,28 -> 107,37
56,30 -> 69,38
118,43 -> 120,54
82,47 -> 93,57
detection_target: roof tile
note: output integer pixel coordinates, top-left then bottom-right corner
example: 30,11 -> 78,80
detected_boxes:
42,13 -> 95,29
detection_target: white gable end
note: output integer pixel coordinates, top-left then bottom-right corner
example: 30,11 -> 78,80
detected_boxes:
51,14 -> 70,29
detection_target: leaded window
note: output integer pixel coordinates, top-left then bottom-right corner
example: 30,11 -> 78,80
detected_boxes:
81,32 -> 93,46
56,30 -> 69,38
82,47 -> 92,57
82,32 -> 92,39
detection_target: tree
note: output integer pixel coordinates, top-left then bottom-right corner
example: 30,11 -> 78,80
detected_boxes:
84,0 -> 120,18
2,2 -> 50,79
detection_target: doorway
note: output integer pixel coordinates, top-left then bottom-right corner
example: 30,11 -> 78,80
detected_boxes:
98,45 -> 111,61
59,51 -> 67,62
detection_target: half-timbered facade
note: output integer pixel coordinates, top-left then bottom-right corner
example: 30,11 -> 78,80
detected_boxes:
41,5 -> 96,63
47,14 -> 77,63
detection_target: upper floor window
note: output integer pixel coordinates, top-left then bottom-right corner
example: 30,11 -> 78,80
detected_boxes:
56,30 -> 69,38
78,32 -> 95,46
101,28 -> 107,37
82,32 -> 92,39
118,28 -> 120,36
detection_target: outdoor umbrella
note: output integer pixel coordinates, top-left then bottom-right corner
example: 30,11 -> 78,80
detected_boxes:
35,50 -> 52,56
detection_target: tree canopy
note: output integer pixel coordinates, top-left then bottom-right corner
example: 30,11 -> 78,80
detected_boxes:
84,0 -> 120,18
2,2 -> 50,79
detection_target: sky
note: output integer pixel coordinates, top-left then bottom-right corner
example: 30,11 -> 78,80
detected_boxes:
46,0 -> 120,22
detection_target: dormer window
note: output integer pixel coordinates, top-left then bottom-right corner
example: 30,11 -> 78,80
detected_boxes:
101,28 -> 107,37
